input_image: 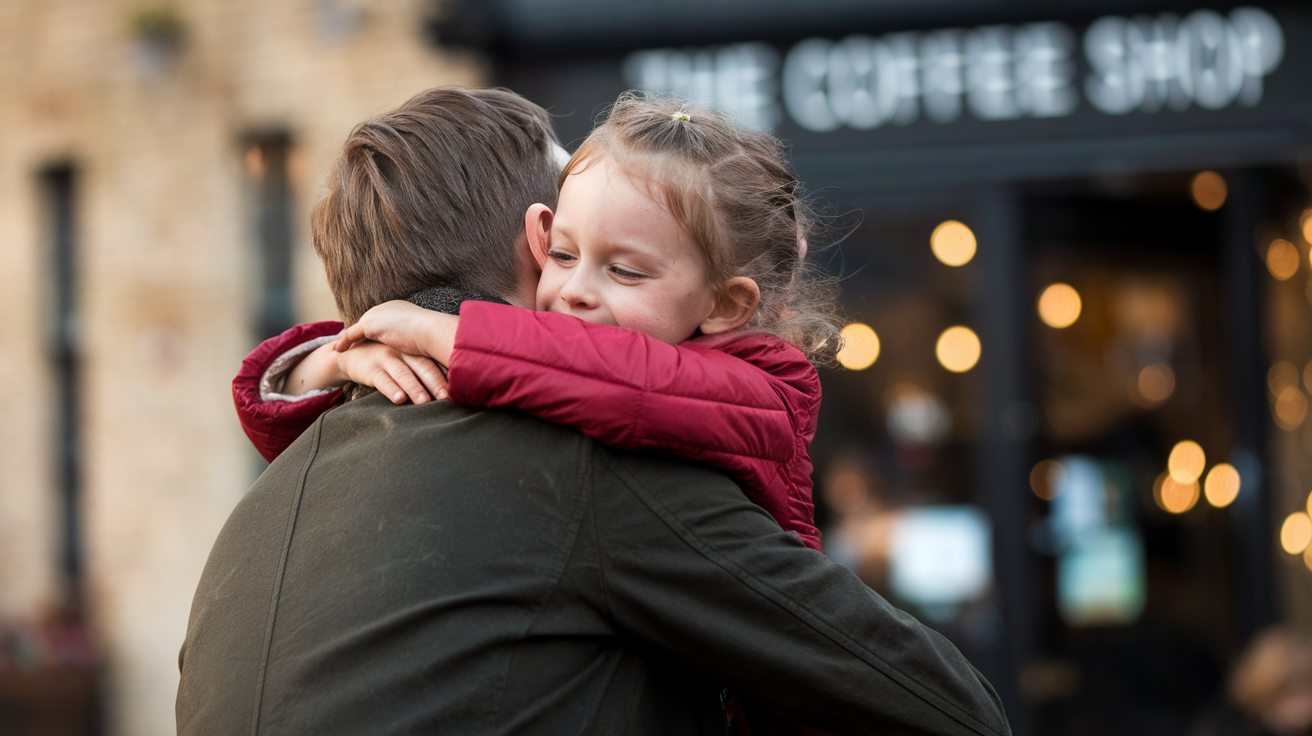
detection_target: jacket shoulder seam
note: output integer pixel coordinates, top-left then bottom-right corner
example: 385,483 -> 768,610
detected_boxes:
249,418 -> 323,735
488,434 -> 596,731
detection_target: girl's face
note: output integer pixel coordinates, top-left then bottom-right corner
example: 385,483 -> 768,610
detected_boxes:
535,156 -> 718,345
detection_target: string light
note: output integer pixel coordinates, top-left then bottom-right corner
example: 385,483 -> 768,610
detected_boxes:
936,326 -> 981,373
1136,364 -> 1175,405
1271,361 -> 1299,395
837,323 -> 881,370
244,146 -> 267,178
1274,387 -> 1308,430
1030,459 -> 1064,500
1281,512 -> 1312,554
1203,464 -> 1241,508
1154,472 -> 1198,514
1037,283 -> 1082,329
930,220 -> 976,266
1190,171 -> 1227,211
1168,440 -> 1205,485
1267,239 -> 1300,280
823,470 -> 869,514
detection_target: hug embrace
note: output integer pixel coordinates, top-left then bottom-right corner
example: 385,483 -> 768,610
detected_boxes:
177,87 -> 1010,735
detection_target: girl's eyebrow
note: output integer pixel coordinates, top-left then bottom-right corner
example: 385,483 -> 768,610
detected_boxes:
600,239 -> 664,264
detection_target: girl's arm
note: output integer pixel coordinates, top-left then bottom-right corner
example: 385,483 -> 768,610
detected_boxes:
234,322 -> 347,462
236,321 -> 450,462
446,301 -> 809,465
336,301 -> 807,464
341,299 -> 824,550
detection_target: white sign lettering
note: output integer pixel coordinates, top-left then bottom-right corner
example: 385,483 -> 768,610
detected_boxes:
621,6 -> 1284,133
623,43 -> 781,130
1085,8 -> 1284,114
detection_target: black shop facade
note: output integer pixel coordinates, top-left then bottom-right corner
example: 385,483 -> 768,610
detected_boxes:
432,3 -> 1312,733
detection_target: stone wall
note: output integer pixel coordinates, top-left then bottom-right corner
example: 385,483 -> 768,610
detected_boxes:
0,1 -> 483,733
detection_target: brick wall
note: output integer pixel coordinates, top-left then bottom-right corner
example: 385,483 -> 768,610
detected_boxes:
0,1 -> 484,733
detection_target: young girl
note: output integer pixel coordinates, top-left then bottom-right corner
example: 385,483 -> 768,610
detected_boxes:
235,95 -> 842,553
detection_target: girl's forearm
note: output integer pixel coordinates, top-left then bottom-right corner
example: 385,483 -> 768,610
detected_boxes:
417,312 -> 459,366
283,341 -> 349,395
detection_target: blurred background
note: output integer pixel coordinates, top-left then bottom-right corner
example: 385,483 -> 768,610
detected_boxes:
1,1 -> 1311,734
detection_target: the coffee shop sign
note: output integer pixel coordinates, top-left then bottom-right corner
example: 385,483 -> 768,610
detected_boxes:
622,7 -> 1285,132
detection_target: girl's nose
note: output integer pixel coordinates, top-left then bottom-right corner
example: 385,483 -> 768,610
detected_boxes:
558,270 -> 598,309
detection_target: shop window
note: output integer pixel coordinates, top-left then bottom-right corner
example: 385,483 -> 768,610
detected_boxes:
811,168 -> 1294,734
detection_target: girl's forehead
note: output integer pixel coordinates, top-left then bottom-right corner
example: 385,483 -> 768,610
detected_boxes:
561,156 -> 673,219
557,158 -> 700,258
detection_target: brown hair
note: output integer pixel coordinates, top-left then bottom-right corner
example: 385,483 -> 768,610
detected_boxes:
312,87 -> 559,324
561,93 -> 842,363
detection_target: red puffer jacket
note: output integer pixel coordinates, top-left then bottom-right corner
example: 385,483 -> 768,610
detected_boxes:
232,301 -> 823,552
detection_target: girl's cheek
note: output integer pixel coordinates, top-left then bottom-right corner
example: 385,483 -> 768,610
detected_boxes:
534,279 -> 557,311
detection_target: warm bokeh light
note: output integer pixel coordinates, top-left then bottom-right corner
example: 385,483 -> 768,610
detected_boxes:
1154,472 -> 1199,514
823,469 -> 869,515
1136,364 -> 1175,405
1030,459 -> 1064,500
1302,209 -> 1312,245
936,326 -> 981,373
1190,170 -> 1227,211
1037,283 -> 1082,329
837,322 -> 881,370
1167,440 -> 1206,485
1271,361 -> 1299,396
930,220 -> 976,266
1282,512 -> 1312,554
1267,238 -> 1300,280
1275,386 -> 1309,430
1204,464 -> 1241,508
1304,544 -> 1312,572
244,145 -> 266,178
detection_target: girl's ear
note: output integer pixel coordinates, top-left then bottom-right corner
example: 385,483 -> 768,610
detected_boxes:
700,277 -> 761,335
524,204 -> 554,269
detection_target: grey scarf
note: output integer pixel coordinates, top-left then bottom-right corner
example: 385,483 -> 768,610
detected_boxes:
405,285 -> 508,315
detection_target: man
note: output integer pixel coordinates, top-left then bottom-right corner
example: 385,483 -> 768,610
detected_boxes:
177,87 -> 1010,735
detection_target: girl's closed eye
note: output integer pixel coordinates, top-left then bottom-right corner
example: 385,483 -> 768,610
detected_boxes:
608,264 -> 649,282
547,249 -> 577,265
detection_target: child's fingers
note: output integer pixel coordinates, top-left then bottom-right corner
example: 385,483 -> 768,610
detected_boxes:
379,358 -> 433,405
370,372 -> 411,405
402,354 -> 449,401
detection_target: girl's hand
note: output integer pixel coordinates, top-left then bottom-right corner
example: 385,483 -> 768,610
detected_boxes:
338,341 -> 449,405
335,301 -> 459,366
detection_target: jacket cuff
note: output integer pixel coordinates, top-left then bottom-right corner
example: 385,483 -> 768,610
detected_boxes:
260,333 -> 343,402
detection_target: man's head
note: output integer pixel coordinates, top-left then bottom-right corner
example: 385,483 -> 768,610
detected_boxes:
312,87 -> 560,323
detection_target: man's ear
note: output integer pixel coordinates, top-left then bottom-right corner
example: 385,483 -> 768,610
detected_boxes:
524,204 -> 554,269
700,277 -> 761,335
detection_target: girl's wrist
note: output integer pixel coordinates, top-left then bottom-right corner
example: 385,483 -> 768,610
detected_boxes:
422,312 -> 460,365
286,341 -> 349,395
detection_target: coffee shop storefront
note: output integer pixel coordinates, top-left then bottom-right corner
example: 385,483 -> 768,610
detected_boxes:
433,3 -> 1312,732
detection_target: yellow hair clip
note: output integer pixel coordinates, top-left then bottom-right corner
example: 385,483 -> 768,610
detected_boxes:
671,111 -> 691,122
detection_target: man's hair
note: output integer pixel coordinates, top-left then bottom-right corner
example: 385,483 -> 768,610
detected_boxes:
312,87 -> 559,324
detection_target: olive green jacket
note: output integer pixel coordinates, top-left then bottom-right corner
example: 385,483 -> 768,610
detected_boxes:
177,394 -> 1009,735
